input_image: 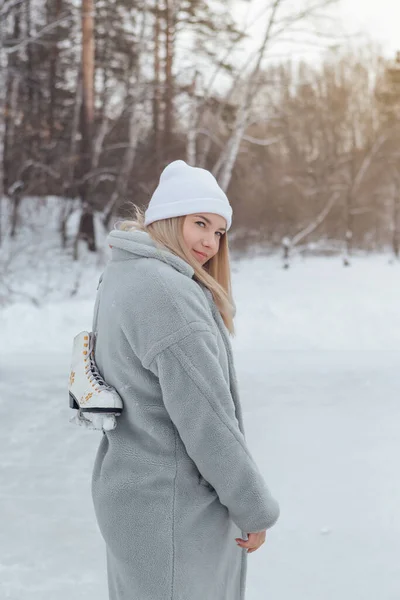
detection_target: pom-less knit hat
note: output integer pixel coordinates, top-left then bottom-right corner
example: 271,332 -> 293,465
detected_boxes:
144,160 -> 232,231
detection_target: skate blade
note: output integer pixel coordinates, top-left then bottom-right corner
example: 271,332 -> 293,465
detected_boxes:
80,407 -> 122,414
69,392 -> 121,414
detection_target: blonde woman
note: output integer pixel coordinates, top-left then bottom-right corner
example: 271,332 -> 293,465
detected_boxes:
90,160 -> 280,600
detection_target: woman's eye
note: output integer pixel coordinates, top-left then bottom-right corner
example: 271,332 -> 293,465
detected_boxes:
196,221 -> 223,237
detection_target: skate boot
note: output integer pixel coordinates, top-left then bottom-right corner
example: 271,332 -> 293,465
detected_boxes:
69,331 -> 123,431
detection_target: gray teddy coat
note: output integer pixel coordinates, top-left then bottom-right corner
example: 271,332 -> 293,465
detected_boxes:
91,229 -> 280,600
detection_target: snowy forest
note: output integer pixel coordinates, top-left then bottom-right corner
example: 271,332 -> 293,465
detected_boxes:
2,0 -> 400,271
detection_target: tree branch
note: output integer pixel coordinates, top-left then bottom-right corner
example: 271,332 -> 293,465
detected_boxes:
4,14 -> 73,55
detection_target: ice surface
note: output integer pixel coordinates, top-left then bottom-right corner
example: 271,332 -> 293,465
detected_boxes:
1,253 -> 399,599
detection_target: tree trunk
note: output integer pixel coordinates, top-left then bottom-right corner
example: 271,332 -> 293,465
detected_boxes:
59,199 -> 75,249
81,0 -> 95,132
0,47 -> 6,245
393,185 -> 400,259
2,73 -> 12,199
103,101 -> 143,229
343,191 -> 353,267
163,0 -> 175,151
10,185 -> 23,238
153,0 -> 162,167
3,8 -> 21,198
65,74 -> 82,194
47,0 -> 62,137
215,102 -> 249,191
281,192 -> 339,268
186,71 -> 198,166
25,0 -> 33,108
76,0 -> 96,255
103,1 -> 147,228
25,0 -> 39,169
215,0 -> 282,191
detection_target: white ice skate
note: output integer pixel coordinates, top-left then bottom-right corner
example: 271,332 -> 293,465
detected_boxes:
69,331 -> 123,431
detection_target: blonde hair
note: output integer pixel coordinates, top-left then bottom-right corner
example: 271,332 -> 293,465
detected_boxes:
117,205 -> 236,335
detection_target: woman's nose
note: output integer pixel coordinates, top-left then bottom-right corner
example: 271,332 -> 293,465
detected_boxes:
202,235 -> 218,250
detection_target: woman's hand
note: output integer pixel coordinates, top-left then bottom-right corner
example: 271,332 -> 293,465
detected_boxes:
235,530 -> 266,553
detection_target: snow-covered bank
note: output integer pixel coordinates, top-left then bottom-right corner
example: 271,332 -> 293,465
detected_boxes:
232,253 -> 400,351
1,252 -> 399,355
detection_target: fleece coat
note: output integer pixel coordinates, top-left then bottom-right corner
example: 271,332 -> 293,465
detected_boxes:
91,229 -> 280,600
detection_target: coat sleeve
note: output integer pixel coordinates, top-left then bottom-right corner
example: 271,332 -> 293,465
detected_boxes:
148,327 -> 280,534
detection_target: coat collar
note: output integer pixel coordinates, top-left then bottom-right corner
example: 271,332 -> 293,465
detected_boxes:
107,229 -> 194,279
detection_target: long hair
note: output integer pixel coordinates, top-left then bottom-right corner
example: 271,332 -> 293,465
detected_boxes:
116,205 -> 236,335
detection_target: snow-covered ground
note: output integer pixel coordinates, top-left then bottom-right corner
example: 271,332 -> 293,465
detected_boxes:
1,251 -> 399,600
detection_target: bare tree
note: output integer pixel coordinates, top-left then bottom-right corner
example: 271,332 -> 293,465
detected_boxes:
282,191 -> 339,268
391,174 -> 400,259
153,0 -> 163,168
342,134 -> 387,266
75,0 -> 96,257
213,0 -> 340,192
186,70 -> 199,165
163,0 -> 177,151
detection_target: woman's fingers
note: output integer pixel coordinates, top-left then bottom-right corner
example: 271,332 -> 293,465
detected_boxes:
235,532 -> 266,553
248,541 -> 265,551
237,544 -> 262,553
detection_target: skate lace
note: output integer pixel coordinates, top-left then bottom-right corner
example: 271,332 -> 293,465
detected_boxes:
86,334 -> 113,391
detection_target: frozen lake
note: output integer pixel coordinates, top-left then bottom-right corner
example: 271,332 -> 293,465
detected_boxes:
1,254 -> 399,599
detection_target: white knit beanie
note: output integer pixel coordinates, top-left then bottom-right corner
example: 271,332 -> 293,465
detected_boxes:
144,160 -> 232,230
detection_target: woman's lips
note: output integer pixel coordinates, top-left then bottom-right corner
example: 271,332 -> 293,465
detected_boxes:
194,250 -> 207,259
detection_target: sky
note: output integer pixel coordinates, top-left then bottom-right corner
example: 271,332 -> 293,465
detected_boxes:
231,0 -> 400,65
337,0 -> 400,57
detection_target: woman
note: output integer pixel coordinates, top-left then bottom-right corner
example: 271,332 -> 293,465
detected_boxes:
91,160 -> 280,600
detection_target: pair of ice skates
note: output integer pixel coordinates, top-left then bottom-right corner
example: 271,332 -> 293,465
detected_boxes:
68,331 -> 123,431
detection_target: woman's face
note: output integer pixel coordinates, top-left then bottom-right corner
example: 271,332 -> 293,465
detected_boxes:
182,213 -> 227,265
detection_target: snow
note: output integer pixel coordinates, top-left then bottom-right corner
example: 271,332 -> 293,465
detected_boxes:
1,247 -> 400,599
